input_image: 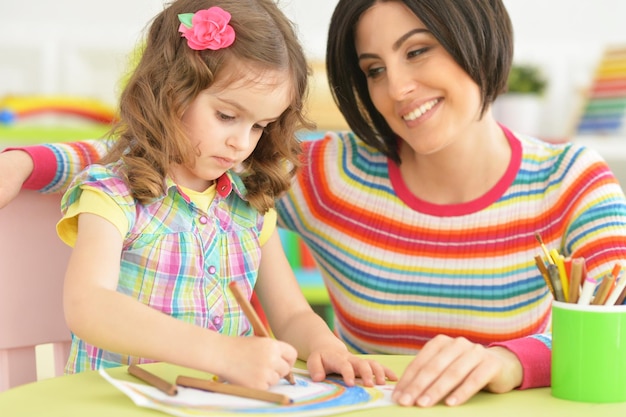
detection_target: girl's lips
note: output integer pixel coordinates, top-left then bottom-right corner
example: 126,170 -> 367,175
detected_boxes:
213,156 -> 236,168
402,98 -> 441,122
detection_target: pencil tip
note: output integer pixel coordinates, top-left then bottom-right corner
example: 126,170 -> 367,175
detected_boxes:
534,232 -> 543,244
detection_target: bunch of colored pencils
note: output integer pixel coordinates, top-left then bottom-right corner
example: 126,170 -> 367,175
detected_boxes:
534,232 -> 626,305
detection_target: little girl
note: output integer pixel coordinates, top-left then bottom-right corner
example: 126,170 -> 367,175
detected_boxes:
57,0 -> 394,390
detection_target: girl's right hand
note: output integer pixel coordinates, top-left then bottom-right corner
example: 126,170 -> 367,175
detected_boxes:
215,336 -> 298,390
0,150 -> 34,209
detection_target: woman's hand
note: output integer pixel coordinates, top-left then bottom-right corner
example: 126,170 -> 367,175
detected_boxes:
391,335 -> 523,407
306,349 -> 398,387
0,150 -> 34,209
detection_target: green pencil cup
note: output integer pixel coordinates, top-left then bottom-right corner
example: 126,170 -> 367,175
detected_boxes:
551,301 -> 626,403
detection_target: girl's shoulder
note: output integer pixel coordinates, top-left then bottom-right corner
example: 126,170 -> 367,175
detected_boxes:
73,160 -> 132,197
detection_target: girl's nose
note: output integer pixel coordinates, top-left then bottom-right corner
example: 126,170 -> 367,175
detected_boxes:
226,130 -> 251,151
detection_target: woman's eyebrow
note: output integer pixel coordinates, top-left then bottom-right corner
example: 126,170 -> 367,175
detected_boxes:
393,28 -> 430,51
358,28 -> 430,61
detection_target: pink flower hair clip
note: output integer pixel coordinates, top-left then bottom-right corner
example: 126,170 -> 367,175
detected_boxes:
178,7 -> 236,51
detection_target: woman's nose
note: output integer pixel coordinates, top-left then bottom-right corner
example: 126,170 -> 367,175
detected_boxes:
387,65 -> 417,100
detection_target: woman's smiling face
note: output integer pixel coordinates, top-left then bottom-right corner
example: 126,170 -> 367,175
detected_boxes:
355,1 -> 483,155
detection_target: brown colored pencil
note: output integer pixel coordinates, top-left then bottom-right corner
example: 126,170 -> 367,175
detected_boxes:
128,364 -> 178,396
176,375 -> 292,405
534,232 -> 554,264
568,257 -> 584,304
228,281 -> 295,385
534,255 -> 554,297
615,285 -> 626,305
591,273 -> 615,305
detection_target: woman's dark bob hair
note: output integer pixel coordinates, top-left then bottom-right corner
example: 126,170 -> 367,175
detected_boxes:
326,0 -> 514,162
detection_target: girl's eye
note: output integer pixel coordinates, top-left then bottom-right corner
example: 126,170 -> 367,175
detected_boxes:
252,123 -> 267,132
217,112 -> 235,121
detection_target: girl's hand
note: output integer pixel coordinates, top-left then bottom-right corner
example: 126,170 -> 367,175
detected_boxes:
215,336 -> 298,390
306,349 -> 398,387
0,150 -> 34,209
391,335 -> 523,407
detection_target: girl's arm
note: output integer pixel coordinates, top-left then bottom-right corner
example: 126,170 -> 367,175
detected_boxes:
64,212 -> 297,389
255,230 -> 397,387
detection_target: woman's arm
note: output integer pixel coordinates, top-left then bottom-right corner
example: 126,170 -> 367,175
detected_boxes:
0,150 -> 34,208
0,139 -> 111,207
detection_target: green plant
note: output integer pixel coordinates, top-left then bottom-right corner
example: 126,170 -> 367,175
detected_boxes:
506,64 -> 547,95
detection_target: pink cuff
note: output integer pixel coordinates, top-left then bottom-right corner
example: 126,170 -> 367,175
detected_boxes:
2,145 -> 57,190
489,337 -> 551,389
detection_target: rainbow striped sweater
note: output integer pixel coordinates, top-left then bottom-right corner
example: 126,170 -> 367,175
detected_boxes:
275,129 -> 626,388
13,128 -> 626,389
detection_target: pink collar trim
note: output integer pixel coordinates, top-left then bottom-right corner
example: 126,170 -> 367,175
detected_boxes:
388,126 -> 521,216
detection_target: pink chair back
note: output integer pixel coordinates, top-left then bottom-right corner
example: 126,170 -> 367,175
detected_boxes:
0,190 -> 72,391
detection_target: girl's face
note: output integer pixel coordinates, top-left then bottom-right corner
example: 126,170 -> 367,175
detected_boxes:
173,68 -> 292,192
355,1 -> 483,156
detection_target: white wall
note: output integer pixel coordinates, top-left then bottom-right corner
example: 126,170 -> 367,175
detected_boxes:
1,0 -> 625,138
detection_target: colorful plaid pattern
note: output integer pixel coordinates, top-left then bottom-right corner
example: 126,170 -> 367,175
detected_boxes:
61,161 -> 264,372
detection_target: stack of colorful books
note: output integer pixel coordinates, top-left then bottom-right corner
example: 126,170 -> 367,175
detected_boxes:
576,46 -> 626,136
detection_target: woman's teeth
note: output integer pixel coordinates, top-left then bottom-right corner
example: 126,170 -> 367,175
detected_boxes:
403,99 -> 439,121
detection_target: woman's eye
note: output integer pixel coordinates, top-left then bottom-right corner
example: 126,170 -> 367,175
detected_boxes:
407,47 -> 429,59
366,66 -> 385,79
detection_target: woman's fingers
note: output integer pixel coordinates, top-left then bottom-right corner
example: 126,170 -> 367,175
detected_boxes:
392,335 -> 509,407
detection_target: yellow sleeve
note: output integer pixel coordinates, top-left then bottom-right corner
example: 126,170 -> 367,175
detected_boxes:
56,186 -> 129,247
259,208 -> 277,246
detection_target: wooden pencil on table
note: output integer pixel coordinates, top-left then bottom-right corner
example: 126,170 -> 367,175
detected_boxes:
128,364 -> 178,396
228,281 -> 295,385
176,375 -> 292,405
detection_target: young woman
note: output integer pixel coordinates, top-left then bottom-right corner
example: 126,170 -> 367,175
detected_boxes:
280,0 -> 626,407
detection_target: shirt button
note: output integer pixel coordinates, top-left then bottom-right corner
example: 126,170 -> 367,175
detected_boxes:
208,265 -> 216,274
212,315 -> 223,327
199,216 -> 208,224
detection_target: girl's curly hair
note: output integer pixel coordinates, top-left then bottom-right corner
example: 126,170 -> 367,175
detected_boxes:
102,0 -> 313,213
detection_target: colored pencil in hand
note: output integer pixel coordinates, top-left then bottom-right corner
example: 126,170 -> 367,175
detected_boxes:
228,281 -> 295,385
